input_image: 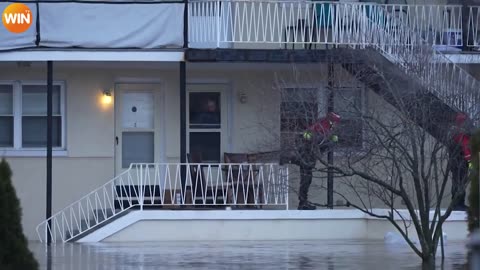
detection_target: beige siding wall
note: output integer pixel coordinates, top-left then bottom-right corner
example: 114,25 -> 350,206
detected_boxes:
0,64 -> 180,240
0,66 -> 118,240
0,62 -> 317,240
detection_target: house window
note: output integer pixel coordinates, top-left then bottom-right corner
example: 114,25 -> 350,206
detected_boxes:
280,87 -> 364,149
188,91 -> 223,163
0,81 -> 65,151
333,87 -> 364,149
280,88 -> 319,149
189,92 -> 221,129
280,88 -> 319,134
0,85 -> 14,147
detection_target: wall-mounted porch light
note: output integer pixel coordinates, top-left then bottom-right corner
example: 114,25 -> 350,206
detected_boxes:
238,92 -> 247,104
102,90 -> 113,105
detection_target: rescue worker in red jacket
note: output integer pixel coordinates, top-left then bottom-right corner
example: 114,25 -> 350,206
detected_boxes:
449,112 -> 472,211
296,112 -> 341,210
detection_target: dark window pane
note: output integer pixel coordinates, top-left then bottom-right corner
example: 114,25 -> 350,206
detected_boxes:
22,116 -> 61,147
281,118 -> 312,132
281,101 -> 318,133
336,119 -> 363,148
0,117 -> 13,147
281,88 -> 319,133
0,85 -> 13,115
333,88 -> 363,148
189,92 -> 220,129
189,132 -> 220,163
281,102 -> 318,120
22,85 -> 61,115
122,132 -> 154,168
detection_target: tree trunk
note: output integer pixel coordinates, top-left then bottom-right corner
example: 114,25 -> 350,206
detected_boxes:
421,253 -> 436,270
468,130 -> 480,231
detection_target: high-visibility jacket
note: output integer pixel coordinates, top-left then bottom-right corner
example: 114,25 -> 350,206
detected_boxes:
307,117 -> 333,136
303,117 -> 338,143
453,133 -> 472,162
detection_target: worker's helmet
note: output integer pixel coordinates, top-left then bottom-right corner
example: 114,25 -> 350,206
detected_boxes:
455,112 -> 468,125
327,112 -> 341,124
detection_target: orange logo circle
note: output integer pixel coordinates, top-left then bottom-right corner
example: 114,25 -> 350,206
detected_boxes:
2,3 -> 32,34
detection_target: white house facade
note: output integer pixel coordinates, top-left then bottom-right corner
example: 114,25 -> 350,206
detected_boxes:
0,0 -> 478,242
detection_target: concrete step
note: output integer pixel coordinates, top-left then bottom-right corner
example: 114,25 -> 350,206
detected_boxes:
65,208 -> 132,242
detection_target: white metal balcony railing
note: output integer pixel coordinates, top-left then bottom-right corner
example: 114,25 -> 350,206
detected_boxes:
188,1 -> 466,48
187,2 -> 480,50
36,163 -> 289,243
469,6 -> 480,48
188,1 -> 480,123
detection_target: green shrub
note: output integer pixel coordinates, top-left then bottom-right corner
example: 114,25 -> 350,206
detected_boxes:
469,130 -> 480,232
0,158 -> 38,270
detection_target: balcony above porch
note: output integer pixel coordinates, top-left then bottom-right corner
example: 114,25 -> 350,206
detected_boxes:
3,1 -> 480,63
187,1 -> 479,52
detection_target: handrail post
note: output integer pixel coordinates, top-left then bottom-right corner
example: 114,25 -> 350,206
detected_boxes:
139,164 -> 144,211
286,166 -> 289,210
46,60 -> 53,245
216,0 -> 221,48
183,0 -> 188,48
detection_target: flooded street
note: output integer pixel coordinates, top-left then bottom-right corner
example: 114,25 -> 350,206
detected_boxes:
31,240 -> 468,270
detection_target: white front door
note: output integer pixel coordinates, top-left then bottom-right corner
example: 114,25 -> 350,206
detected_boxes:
115,83 -> 164,175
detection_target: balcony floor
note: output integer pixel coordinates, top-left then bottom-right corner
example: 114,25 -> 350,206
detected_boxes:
186,48 -> 365,63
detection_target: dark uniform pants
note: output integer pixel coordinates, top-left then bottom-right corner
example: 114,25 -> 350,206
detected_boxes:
451,160 -> 469,208
288,136 -> 328,207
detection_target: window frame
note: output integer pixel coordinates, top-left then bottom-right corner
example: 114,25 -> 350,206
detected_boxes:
280,87 -> 323,152
0,80 -> 67,155
332,86 -> 366,150
186,85 -> 228,164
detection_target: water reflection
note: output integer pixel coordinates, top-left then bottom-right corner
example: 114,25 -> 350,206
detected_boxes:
31,240 -> 468,270
297,256 -> 314,269
46,245 -> 51,270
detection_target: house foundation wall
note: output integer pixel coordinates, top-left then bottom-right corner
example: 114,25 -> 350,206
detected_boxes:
75,210 -> 468,242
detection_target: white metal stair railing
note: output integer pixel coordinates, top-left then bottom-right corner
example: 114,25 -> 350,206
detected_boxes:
356,4 -> 480,125
188,0 -> 479,124
378,4 -> 463,49
36,163 -> 289,243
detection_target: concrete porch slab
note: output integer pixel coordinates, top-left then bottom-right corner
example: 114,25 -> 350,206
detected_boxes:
77,209 -> 468,243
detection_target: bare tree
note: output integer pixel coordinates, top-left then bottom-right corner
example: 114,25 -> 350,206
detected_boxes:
251,47 -> 476,264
